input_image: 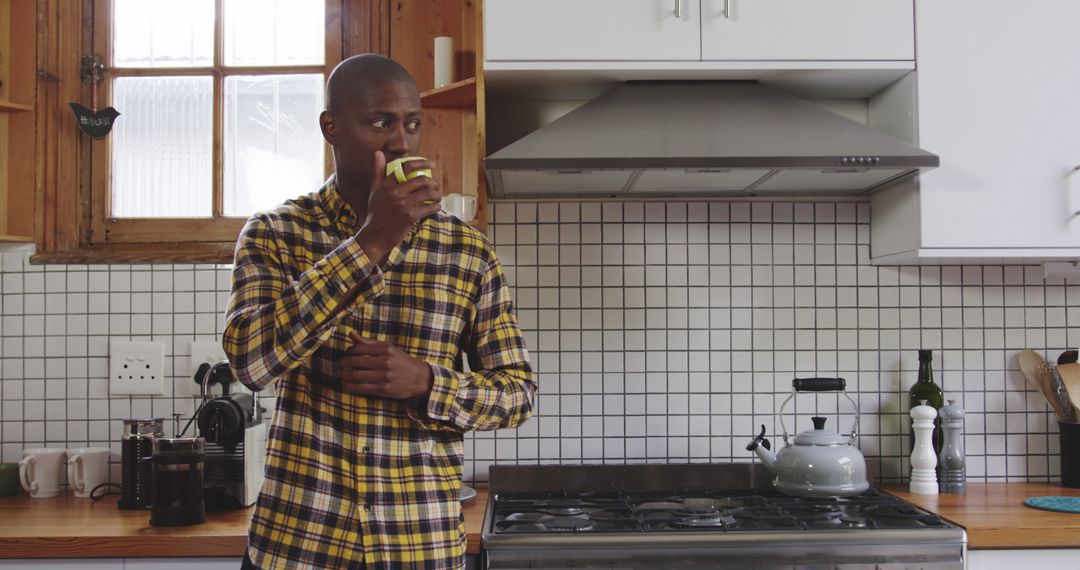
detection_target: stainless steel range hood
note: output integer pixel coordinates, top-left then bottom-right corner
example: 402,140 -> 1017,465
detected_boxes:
484,81 -> 938,199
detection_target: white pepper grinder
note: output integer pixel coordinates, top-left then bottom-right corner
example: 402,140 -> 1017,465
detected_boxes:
938,400 -> 966,493
910,399 -> 939,494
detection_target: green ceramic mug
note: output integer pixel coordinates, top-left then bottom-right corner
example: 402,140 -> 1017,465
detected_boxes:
385,156 -> 437,206
385,156 -> 433,184
0,462 -> 18,497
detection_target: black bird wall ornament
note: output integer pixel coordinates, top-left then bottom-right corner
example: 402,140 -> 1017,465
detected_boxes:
70,103 -> 120,139
70,55 -> 120,139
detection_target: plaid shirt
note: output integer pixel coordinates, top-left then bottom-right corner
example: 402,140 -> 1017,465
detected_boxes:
224,181 -> 535,570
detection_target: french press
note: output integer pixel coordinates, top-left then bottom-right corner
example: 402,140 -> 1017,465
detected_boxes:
146,435 -> 206,526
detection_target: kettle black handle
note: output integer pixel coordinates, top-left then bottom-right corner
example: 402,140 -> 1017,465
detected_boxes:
792,378 -> 846,392
780,378 -> 859,445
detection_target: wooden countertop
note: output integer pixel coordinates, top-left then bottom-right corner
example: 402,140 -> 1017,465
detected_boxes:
0,488 -> 489,558
882,483 -> 1080,549
8,482 -> 1078,555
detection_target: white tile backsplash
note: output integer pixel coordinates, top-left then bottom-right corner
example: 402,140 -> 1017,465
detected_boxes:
1,200 -> 1079,484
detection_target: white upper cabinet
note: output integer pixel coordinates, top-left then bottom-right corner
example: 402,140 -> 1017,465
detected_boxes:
485,0 -> 700,62
700,0 -> 913,61
485,0 -> 913,65
871,0 -> 1080,263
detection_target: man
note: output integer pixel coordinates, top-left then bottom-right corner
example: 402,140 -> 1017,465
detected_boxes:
224,53 -> 536,570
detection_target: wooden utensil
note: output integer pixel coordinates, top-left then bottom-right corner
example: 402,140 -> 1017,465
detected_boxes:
1019,349 -> 1045,385
1057,363 -> 1080,420
1019,350 -> 1058,413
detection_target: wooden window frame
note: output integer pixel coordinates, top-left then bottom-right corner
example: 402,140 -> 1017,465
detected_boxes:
33,0 -> 389,264
89,0 -> 342,244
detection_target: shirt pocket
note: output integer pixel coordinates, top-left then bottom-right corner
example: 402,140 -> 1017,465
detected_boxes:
390,285 -> 467,363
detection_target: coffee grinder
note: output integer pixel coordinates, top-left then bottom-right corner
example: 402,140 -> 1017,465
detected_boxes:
194,361 -> 266,509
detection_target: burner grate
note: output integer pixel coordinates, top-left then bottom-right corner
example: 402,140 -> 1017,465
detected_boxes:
491,488 -> 954,534
542,517 -> 596,532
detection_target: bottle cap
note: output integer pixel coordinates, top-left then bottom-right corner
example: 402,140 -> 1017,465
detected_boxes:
918,349 -> 933,362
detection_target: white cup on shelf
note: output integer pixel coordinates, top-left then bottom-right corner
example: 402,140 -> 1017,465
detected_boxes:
441,193 -> 477,221
434,36 -> 454,88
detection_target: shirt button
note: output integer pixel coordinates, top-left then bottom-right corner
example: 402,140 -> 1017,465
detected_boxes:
362,446 -> 370,454
363,504 -> 372,512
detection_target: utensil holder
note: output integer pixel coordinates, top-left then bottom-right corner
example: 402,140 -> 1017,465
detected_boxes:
1060,421 -> 1080,488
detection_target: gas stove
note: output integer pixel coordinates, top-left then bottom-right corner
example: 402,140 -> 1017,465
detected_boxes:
482,464 -> 966,570
493,488 -> 953,534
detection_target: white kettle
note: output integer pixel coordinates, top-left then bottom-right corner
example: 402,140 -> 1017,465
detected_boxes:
746,378 -> 869,498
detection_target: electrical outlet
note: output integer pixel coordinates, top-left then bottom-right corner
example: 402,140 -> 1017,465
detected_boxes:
190,340 -> 228,395
110,340 -> 165,396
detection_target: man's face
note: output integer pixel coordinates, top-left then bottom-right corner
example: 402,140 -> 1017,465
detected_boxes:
324,79 -> 423,186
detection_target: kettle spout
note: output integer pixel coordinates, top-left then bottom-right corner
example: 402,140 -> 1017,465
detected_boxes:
745,425 -> 779,473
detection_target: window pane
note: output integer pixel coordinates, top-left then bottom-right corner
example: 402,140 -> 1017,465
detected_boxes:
223,74 -> 326,216
112,77 -> 213,217
113,0 -> 214,68
224,0 -> 325,66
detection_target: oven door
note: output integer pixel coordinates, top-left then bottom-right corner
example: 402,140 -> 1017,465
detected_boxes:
485,540 -> 966,570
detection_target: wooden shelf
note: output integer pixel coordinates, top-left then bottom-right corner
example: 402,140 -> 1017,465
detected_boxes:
3,0 -> 37,244
420,77 -> 477,108
392,0 -> 488,231
0,100 -> 33,112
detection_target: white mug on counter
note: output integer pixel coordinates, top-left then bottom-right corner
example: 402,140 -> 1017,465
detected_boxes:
67,447 -> 111,498
18,448 -> 66,498
441,193 -> 477,221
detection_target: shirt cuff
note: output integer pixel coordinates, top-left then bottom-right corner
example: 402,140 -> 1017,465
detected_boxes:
321,235 -> 384,304
406,362 -> 460,430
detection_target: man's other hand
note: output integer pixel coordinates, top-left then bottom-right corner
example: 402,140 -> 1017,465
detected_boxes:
338,331 -> 434,399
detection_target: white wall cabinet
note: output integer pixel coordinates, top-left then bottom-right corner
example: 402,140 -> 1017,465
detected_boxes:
485,0 -> 699,62
871,0 -> 1080,263
486,0 -> 913,63
700,0 -> 913,61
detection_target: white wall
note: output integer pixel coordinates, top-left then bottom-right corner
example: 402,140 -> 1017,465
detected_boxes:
1,200 -> 1076,484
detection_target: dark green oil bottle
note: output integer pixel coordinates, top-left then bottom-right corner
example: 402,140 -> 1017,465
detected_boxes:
910,349 -> 944,456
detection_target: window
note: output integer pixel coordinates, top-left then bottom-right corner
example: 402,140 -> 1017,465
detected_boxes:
89,0 -> 341,245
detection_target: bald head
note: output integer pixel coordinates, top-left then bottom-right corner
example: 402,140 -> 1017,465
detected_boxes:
319,53 -> 424,201
326,54 -> 417,114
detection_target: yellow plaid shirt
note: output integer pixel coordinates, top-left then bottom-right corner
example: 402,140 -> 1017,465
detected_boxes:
224,181 -> 535,570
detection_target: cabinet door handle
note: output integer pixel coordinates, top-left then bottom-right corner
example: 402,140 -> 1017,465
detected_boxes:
722,0 -> 732,19
1071,165 -> 1080,215
674,0 -> 682,19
